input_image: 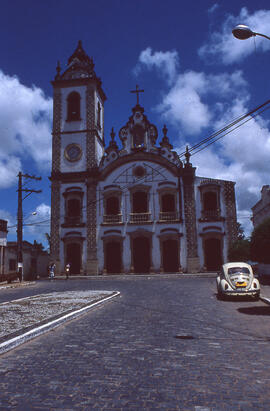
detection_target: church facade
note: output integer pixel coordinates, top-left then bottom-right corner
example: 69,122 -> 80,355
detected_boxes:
50,42 -> 237,275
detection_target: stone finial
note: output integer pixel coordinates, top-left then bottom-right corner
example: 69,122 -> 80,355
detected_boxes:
162,124 -> 168,137
105,127 -> 118,155
110,127 -> 116,142
55,61 -> 61,80
160,124 -> 173,149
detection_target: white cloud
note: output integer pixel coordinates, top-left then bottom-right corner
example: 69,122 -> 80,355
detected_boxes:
0,155 -> 22,188
156,69 -> 247,135
208,3 -> 219,14
25,203 -> 51,243
0,70 -> 52,188
198,7 -> 270,64
134,46 -> 270,235
0,203 -> 51,244
134,47 -> 179,85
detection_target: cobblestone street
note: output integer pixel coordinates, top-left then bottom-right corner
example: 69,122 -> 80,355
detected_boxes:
1,276 -> 270,410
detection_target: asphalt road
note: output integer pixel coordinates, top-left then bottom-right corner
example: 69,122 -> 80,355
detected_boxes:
1,276 -> 270,410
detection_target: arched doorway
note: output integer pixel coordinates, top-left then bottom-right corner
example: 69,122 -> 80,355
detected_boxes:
133,237 -> 150,273
163,239 -> 178,272
204,238 -> 222,271
105,242 -> 121,273
66,243 -> 81,274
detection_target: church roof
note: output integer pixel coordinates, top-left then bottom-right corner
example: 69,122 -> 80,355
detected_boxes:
101,98 -> 182,171
54,40 -> 98,82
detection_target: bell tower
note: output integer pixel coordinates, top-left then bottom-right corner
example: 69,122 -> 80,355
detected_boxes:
50,41 -> 106,274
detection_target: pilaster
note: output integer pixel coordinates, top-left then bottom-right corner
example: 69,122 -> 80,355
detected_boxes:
50,180 -> 61,273
86,176 -> 98,274
224,181 -> 237,256
50,88 -> 62,272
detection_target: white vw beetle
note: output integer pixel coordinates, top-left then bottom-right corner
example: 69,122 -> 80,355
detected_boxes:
216,262 -> 260,300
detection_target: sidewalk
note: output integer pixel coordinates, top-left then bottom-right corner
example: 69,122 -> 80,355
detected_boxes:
259,283 -> 270,305
0,290 -> 120,355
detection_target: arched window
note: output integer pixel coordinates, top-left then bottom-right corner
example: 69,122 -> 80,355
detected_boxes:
161,193 -> 175,212
67,92 -> 81,121
106,196 -> 119,215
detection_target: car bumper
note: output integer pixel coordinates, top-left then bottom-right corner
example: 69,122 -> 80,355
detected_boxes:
222,289 -> 260,297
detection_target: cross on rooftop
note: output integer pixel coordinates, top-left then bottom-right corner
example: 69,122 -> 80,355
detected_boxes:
130,84 -> 144,105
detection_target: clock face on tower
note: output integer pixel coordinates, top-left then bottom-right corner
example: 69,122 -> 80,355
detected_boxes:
64,143 -> 82,162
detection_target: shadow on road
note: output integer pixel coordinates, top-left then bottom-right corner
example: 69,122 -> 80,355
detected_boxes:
238,306 -> 270,316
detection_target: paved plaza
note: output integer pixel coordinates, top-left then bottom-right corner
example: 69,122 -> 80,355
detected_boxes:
1,275 -> 270,410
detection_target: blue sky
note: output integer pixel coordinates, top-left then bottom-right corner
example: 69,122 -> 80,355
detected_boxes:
1,0 -> 270,246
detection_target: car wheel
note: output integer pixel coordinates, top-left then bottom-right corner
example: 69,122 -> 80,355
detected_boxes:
253,294 -> 260,301
217,289 -> 223,300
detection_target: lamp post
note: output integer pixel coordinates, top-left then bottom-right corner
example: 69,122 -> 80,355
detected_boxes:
232,24 -> 270,41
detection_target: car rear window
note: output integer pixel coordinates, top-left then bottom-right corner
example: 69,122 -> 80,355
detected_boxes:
228,267 -> 250,275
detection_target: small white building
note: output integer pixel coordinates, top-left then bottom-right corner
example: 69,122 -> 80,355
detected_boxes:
4,241 -> 49,280
50,41 -> 237,275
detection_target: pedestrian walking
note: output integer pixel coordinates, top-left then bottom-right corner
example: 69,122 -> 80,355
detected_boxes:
49,262 -> 56,280
65,263 -> 70,280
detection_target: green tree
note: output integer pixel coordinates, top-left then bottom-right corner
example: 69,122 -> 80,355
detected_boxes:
228,239 -> 250,262
236,222 -> 245,240
228,222 -> 250,262
250,217 -> 270,263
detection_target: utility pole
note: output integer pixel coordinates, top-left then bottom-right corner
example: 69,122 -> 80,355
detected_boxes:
17,172 -> 42,281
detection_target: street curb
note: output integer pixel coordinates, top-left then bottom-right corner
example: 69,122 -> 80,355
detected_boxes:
260,296 -> 270,305
0,281 -> 35,290
0,291 -> 120,355
48,273 -> 218,280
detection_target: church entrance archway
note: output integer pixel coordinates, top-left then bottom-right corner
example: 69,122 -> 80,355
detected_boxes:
133,237 -> 150,273
105,242 -> 121,274
66,243 -> 81,274
204,238 -> 222,271
163,239 -> 178,272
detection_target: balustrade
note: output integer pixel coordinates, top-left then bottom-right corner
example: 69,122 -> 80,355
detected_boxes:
103,214 -> 123,224
159,211 -> 179,222
129,212 -> 151,223
201,209 -> 221,220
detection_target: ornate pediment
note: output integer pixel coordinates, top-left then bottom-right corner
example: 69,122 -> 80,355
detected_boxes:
118,104 -> 158,153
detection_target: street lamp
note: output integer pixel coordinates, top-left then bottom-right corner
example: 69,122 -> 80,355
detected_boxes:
232,24 -> 270,41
